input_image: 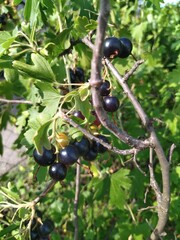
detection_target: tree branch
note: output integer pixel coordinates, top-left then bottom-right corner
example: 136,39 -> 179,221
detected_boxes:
86,0 -> 171,239
0,98 -> 33,105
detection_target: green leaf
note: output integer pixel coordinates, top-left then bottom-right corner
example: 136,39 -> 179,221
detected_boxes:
34,120 -> 52,154
24,0 -> 40,26
93,176 -> 110,200
24,128 -> 36,145
109,169 -> 131,209
18,207 -> 29,218
0,32 -> 16,56
0,224 -> 18,237
35,82 -> 61,116
33,165 -> 47,184
78,83 -> 89,101
13,53 -> 55,82
149,0 -> 163,10
0,55 -> 13,69
13,0 -> 22,5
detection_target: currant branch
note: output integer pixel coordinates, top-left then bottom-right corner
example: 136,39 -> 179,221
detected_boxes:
88,0 -> 171,239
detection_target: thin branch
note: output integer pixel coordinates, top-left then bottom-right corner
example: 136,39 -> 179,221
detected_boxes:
32,180 -> 57,205
138,205 -> 156,214
74,159 -> 81,240
0,98 -> 33,105
59,111 -> 136,156
149,148 -> 162,202
121,60 -> 144,82
132,150 -> 147,176
168,143 -> 176,164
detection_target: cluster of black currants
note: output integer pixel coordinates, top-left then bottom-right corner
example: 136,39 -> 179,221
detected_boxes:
103,37 -> 133,59
30,210 -> 54,240
99,80 -> 119,112
33,134 -> 109,182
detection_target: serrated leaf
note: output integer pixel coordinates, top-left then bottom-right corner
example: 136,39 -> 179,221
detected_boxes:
111,169 -> 131,190
35,82 -> 61,116
109,179 -> 125,209
109,169 -> 131,209
13,53 -> 55,82
93,176 -> 110,200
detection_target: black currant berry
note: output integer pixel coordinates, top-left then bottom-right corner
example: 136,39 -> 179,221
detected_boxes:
103,37 -> 123,58
49,162 -> 67,181
38,219 -> 54,237
70,67 -> 85,83
30,230 -> 39,240
33,147 -> 56,166
75,67 -> 85,83
0,14 -> 7,25
58,145 -> 80,165
119,37 -> 133,58
74,137 -> 90,156
73,110 -> 85,120
103,96 -> 119,112
83,148 -> 98,161
99,80 -> 111,96
92,135 -> 109,153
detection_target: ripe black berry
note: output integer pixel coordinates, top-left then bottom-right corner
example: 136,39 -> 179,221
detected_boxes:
83,148 -> 98,161
30,230 -> 39,240
38,219 -> 54,237
33,147 -> 56,166
74,137 -> 90,156
99,80 -> 111,96
92,135 -> 109,153
103,96 -> 119,112
103,37 -> 123,58
70,67 -> 85,84
119,37 -> 133,58
49,162 -> 67,181
58,145 -> 80,165
73,110 -> 85,120
75,67 -> 85,83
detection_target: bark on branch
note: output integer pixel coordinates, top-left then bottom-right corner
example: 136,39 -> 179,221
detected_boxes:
88,0 -> 171,239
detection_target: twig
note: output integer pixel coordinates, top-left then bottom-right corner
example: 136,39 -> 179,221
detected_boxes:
149,148 -> 162,202
132,150 -> 147,176
138,205 -> 156,213
32,180 -> 57,205
167,143 -> 176,164
0,98 -> 33,105
121,60 -> 144,82
74,159 -> 81,240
